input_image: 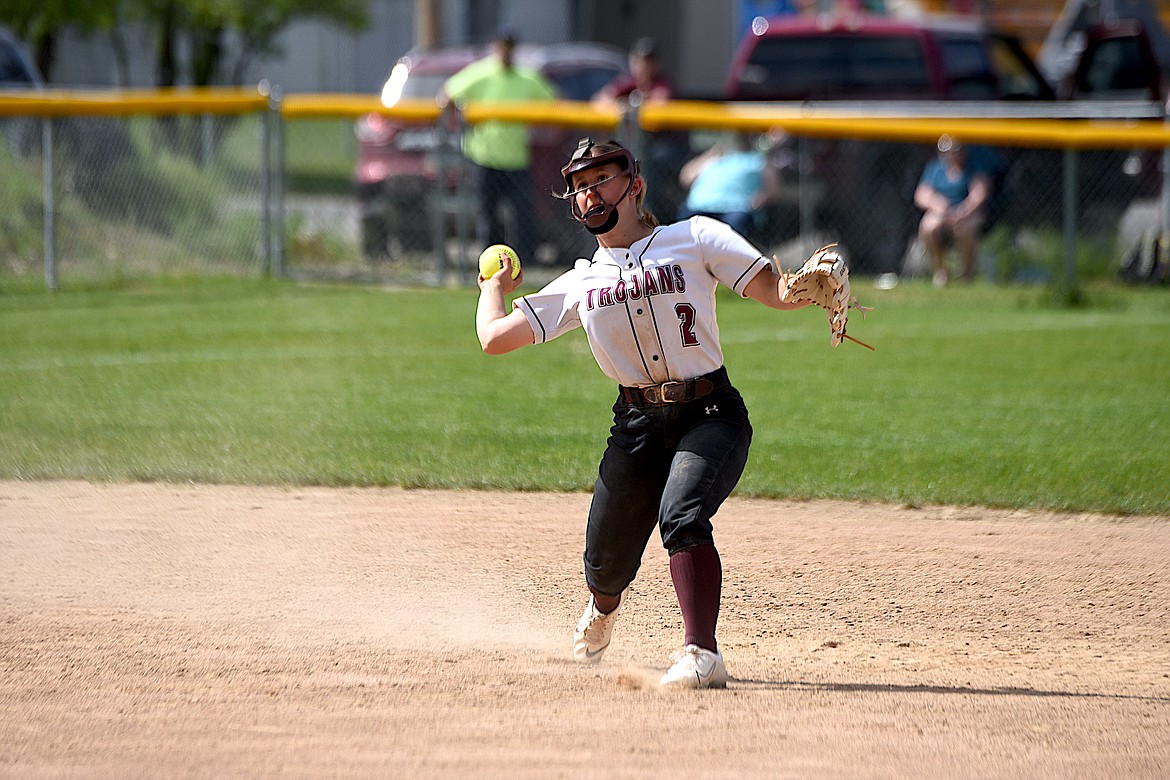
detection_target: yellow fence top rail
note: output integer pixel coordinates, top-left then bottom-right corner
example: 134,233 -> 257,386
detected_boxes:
459,99 -> 621,131
641,100 -> 1170,149
279,95 -> 621,130
0,87 -> 269,117
280,95 -> 440,121
1,89 -> 1166,149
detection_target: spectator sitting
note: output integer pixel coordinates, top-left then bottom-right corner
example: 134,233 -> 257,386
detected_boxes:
913,135 -> 997,287
677,133 -> 779,241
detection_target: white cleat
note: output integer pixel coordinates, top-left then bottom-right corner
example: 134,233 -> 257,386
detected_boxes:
659,644 -> 729,690
572,589 -> 627,663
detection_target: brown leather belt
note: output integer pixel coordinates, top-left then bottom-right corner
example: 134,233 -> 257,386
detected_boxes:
618,368 -> 728,407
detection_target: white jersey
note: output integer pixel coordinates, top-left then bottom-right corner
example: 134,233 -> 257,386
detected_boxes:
515,216 -> 769,387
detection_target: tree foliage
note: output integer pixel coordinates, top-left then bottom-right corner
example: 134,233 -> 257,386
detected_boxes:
0,0 -> 370,86
0,0 -> 119,79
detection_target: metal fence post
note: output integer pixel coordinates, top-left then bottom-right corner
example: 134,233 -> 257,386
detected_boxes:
260,83 -> 272,276
200,113 -> 214,167
433,104 -> 452,285
1062,147 -> 1078,293
272,87 -> 286,278
622,102 -> 641,156
453,107 -> 471,286
41,116 -> 57,290
798,135 -> 814,260
1162,97 -> 1170,245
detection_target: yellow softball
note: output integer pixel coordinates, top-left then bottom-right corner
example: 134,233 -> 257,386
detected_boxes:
478,244 -> 521,281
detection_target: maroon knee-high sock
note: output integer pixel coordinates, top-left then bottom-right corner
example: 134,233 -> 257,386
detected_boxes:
669,543 -> 722,653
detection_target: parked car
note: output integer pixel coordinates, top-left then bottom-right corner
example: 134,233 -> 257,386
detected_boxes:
1057,18 -> 1164,101
0,24 -> 41,87
1,25 -> 44,156
726,13 -> 1055,102
354,42 -> 627,262
722,12 -> 1164,273
1039,0 -> 1169,103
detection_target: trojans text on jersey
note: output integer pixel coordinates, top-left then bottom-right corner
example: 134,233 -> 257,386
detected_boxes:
585,264 -> 687,311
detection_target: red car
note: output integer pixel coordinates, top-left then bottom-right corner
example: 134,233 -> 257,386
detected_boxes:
354,42 -> 627,261
725,13 -> 1054,102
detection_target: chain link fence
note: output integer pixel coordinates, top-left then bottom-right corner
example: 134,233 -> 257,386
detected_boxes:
1,102 -> 271,290
342,103 -> 616,287
747,134 -> 1166,282
3,92 -> 1168,290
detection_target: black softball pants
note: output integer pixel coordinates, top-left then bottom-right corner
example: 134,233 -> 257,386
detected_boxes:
583,378 -> 752,597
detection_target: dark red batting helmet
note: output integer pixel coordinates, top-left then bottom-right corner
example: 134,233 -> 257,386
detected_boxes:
556,138 -> 640,234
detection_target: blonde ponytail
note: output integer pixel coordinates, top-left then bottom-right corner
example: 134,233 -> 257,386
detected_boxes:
634,178 -> 660,228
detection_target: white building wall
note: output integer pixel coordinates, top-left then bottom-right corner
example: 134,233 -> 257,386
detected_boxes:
500,0 -> 573,43
678,2 -> 737,98
254,0 -> 417,94
47,0 -> 737,98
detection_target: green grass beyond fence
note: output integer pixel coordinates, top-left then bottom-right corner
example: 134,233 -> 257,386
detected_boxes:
1,278 -> 1167,515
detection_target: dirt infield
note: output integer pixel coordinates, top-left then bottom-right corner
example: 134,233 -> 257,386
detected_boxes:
2,481 -> 1168,778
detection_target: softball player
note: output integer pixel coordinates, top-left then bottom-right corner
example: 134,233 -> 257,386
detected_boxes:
476,138 -> 810,689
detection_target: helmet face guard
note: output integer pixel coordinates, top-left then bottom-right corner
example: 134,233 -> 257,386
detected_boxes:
557,138 -> 639,234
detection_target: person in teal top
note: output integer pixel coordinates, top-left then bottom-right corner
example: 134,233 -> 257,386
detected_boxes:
442,28 -> 556,265
913,135 -> 997,286
677,133 -> 779,241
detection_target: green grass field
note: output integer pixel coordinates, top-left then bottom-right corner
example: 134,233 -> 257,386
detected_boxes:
1,278 -> 1167,515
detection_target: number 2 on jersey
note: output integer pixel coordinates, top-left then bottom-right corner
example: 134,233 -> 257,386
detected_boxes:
675,303 -> 700,347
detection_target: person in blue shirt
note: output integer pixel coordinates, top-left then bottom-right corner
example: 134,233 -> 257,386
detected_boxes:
913,135 -> 995,286
678,133 -> 780,241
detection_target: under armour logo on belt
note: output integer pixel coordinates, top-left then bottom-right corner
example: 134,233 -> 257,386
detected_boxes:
705,405 -> 719,415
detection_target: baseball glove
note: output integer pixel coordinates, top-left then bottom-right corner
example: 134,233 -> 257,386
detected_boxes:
780,244 -> 874,350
